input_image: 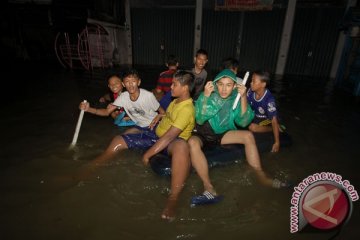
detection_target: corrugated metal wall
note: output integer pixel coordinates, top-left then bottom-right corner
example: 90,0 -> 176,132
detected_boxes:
201,10 -> 241,70
285,7 -> 344,77
201,9 -> 285,72
240,9 -> 285,73
131,8 -> 194,67
131,8 -> 163,66
131,6 -> 344,78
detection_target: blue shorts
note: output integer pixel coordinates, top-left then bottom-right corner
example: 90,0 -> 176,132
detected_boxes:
122,126 -> 185,156
122,126 -> 159,150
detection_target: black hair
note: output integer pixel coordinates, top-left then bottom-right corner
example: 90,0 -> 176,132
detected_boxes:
253,70 -> 270,86
166,54 -> 179,66
174,70 -> 195,92
122,68 -> 140,79
221,57 -> 239,70
195,48 -> 208,57
106,71 -> 122,82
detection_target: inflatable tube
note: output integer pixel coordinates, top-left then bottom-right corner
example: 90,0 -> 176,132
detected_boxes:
149,132 -> 293,177
114,111 -> 136,127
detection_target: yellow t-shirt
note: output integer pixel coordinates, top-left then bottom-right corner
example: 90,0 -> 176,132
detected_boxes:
156,98 -> 195,140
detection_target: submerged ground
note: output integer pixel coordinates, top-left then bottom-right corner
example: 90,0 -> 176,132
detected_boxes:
0,62 -> 359,240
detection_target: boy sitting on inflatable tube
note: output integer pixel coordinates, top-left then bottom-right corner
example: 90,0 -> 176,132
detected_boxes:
78,70 -> 195,221
142,70 -> 195,220
188,69 -> 288,207
247,70 -> 284,153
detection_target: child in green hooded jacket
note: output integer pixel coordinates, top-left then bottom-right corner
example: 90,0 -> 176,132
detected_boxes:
189,69 -> 287,206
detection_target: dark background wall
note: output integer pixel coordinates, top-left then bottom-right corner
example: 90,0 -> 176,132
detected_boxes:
131,5 -> 345,77
0,0 -> 352,78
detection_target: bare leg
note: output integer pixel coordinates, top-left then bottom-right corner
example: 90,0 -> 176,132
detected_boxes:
161,139 -> 191,220
188,136 -> 217,195
75,135 -> 129,181
248,123 -> 272,133
221,130 -> 273,187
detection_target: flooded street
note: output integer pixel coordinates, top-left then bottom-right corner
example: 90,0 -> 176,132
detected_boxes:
0,62 -> 359,240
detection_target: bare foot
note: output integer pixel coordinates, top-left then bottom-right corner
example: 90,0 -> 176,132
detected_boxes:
161,198 -> 177,221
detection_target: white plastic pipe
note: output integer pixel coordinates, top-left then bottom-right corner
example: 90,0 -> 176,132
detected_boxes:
70,100 -> 87,148
232,71 -> 249,110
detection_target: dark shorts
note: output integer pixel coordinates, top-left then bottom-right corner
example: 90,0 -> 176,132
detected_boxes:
122,126 -> 159,150
122,125 -> 177,156
192,121 -> 225,149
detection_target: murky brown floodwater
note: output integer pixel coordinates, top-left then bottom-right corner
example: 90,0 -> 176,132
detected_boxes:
0,63 -> 359,240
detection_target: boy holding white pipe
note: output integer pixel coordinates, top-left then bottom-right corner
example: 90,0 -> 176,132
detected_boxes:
188,69 -> 286,206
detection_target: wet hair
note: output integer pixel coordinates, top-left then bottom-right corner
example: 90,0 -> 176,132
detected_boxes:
253,70 -> 270,86
122,68 -> 140,79
221,57 -> 239,70
174,70 -> 195,92
195,48 -> 208,58
166,54 -> 179,66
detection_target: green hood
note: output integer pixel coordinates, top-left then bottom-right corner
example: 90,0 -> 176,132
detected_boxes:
213,69 -> 237,83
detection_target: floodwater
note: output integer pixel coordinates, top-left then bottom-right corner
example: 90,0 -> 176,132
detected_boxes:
0,62 -> 359,240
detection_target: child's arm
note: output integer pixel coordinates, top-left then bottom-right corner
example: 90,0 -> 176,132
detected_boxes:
99,93 -> 111,103
195,81 -> 213,124
239,85 -> 248,115
143,104 -> 193,165
234,84 -> 255,127
79,101 -> 117,117
271,116 -> 280,153
142,126 -> 182,165
149,106 -> 166,130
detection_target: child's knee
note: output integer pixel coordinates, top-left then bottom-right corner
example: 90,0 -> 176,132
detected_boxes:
248,123 -> 257,132
188,137 -> 201,149
173,139 -> 189,152
243,131 -> 256,144
109,136 -> 127,152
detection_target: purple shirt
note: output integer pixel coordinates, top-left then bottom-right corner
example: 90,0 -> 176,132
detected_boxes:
247,88 -> 277,123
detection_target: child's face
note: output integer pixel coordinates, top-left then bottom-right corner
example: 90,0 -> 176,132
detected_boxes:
122,75 -> 141,94
215,77 -> 236,99
170,78 -> 186,97
108,76 -> 123,94
250,74 -> 265,92
194,54 -> 208,70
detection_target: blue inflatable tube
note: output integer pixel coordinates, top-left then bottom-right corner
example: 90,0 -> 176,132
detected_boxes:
149,132 -> 293,177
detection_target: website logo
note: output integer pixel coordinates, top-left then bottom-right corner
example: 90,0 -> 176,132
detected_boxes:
290,172 -> 358,233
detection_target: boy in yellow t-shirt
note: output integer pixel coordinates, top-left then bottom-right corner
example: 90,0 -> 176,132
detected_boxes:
142,70 -> 195,220
85,70 -> 195,220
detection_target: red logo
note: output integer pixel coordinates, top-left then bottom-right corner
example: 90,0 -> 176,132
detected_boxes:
301,184 -> 349,230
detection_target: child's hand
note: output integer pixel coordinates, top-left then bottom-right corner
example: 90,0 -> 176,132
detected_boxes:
149,114 -> 163,130
142,155 -> 150,166
271,142 -> 280,153
79,102 -> 90,111
236,83 -> 247,97
99,97 -> 106,103
204,81 -> 214,97
106,103 -> 114,111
